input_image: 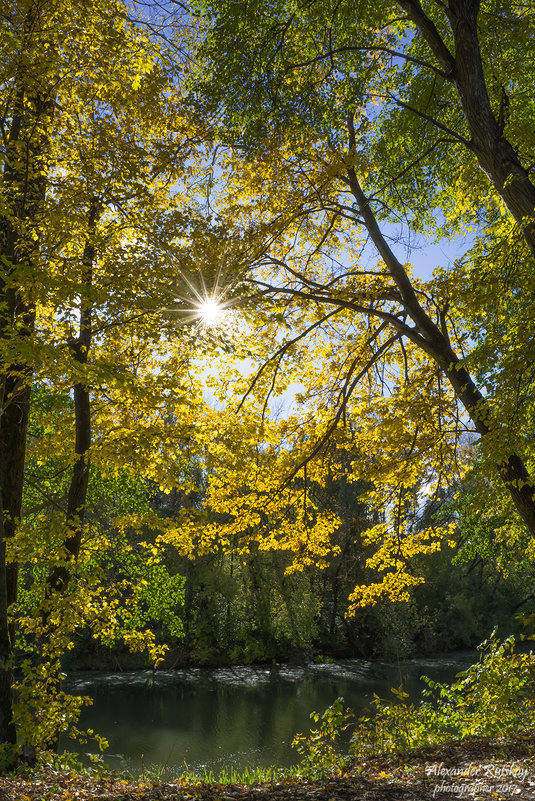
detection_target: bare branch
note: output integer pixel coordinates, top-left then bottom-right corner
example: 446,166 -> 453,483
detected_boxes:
277,332 -> 400,490
387,92 -> 471,147
283,43 -> 449,79
236,307 -> 343,412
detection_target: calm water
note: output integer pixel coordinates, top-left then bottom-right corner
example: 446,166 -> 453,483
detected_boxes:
63,655 -> 475,776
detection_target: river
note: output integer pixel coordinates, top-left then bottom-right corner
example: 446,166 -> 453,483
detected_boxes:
63,654 -> 475,777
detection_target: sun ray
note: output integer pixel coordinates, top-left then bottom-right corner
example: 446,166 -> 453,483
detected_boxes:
160,256 -> 237,331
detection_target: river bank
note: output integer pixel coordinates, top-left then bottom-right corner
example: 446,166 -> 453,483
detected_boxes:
2,733 -> 535,800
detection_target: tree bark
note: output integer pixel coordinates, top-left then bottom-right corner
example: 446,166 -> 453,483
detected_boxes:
0,493 -> 14,745
400,0 -> 535,257
387,2 -> 535,529
39,200 -> 99,751
447,0 -> 535,254
0,2 -> 53,753
346,157 -> 535,537
46,201 -> 99,595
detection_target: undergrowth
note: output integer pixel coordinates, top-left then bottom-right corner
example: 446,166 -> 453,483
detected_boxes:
29,750 -> 294,787
293,631 -> 535,778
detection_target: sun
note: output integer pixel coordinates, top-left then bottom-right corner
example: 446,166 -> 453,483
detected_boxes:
197,297 -> 224,327
163,267 -> 232,329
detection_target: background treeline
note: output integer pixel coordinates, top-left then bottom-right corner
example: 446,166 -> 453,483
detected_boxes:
59,462 -> 534,670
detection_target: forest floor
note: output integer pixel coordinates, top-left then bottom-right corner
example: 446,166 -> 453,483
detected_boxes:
0,733 -> 534,801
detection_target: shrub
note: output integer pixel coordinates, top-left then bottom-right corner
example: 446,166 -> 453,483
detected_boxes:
294,632 -> 535,775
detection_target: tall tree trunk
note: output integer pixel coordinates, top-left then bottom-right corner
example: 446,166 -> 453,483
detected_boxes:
0,494 -> 14,745
447,0 -> 535,254
46,200 -> 99,595
40,200 -> 99,750
0,2 -> 53,752
399,0 -> 535,257
345,153 -> 535,536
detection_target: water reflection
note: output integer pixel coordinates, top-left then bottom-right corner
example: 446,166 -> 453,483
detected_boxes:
63,655 -> 475,776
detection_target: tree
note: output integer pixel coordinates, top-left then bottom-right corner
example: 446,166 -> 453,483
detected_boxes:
0,0 -> 212,758
0,0 -> 56,746
189,0 -> 535,603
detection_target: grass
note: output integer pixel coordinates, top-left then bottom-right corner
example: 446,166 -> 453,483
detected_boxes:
38,748 -> 301,787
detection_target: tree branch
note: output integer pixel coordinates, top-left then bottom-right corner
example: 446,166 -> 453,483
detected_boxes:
396,0 -> 456,78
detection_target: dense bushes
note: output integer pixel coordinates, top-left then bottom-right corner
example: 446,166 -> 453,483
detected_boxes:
292,633 -> 535,778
